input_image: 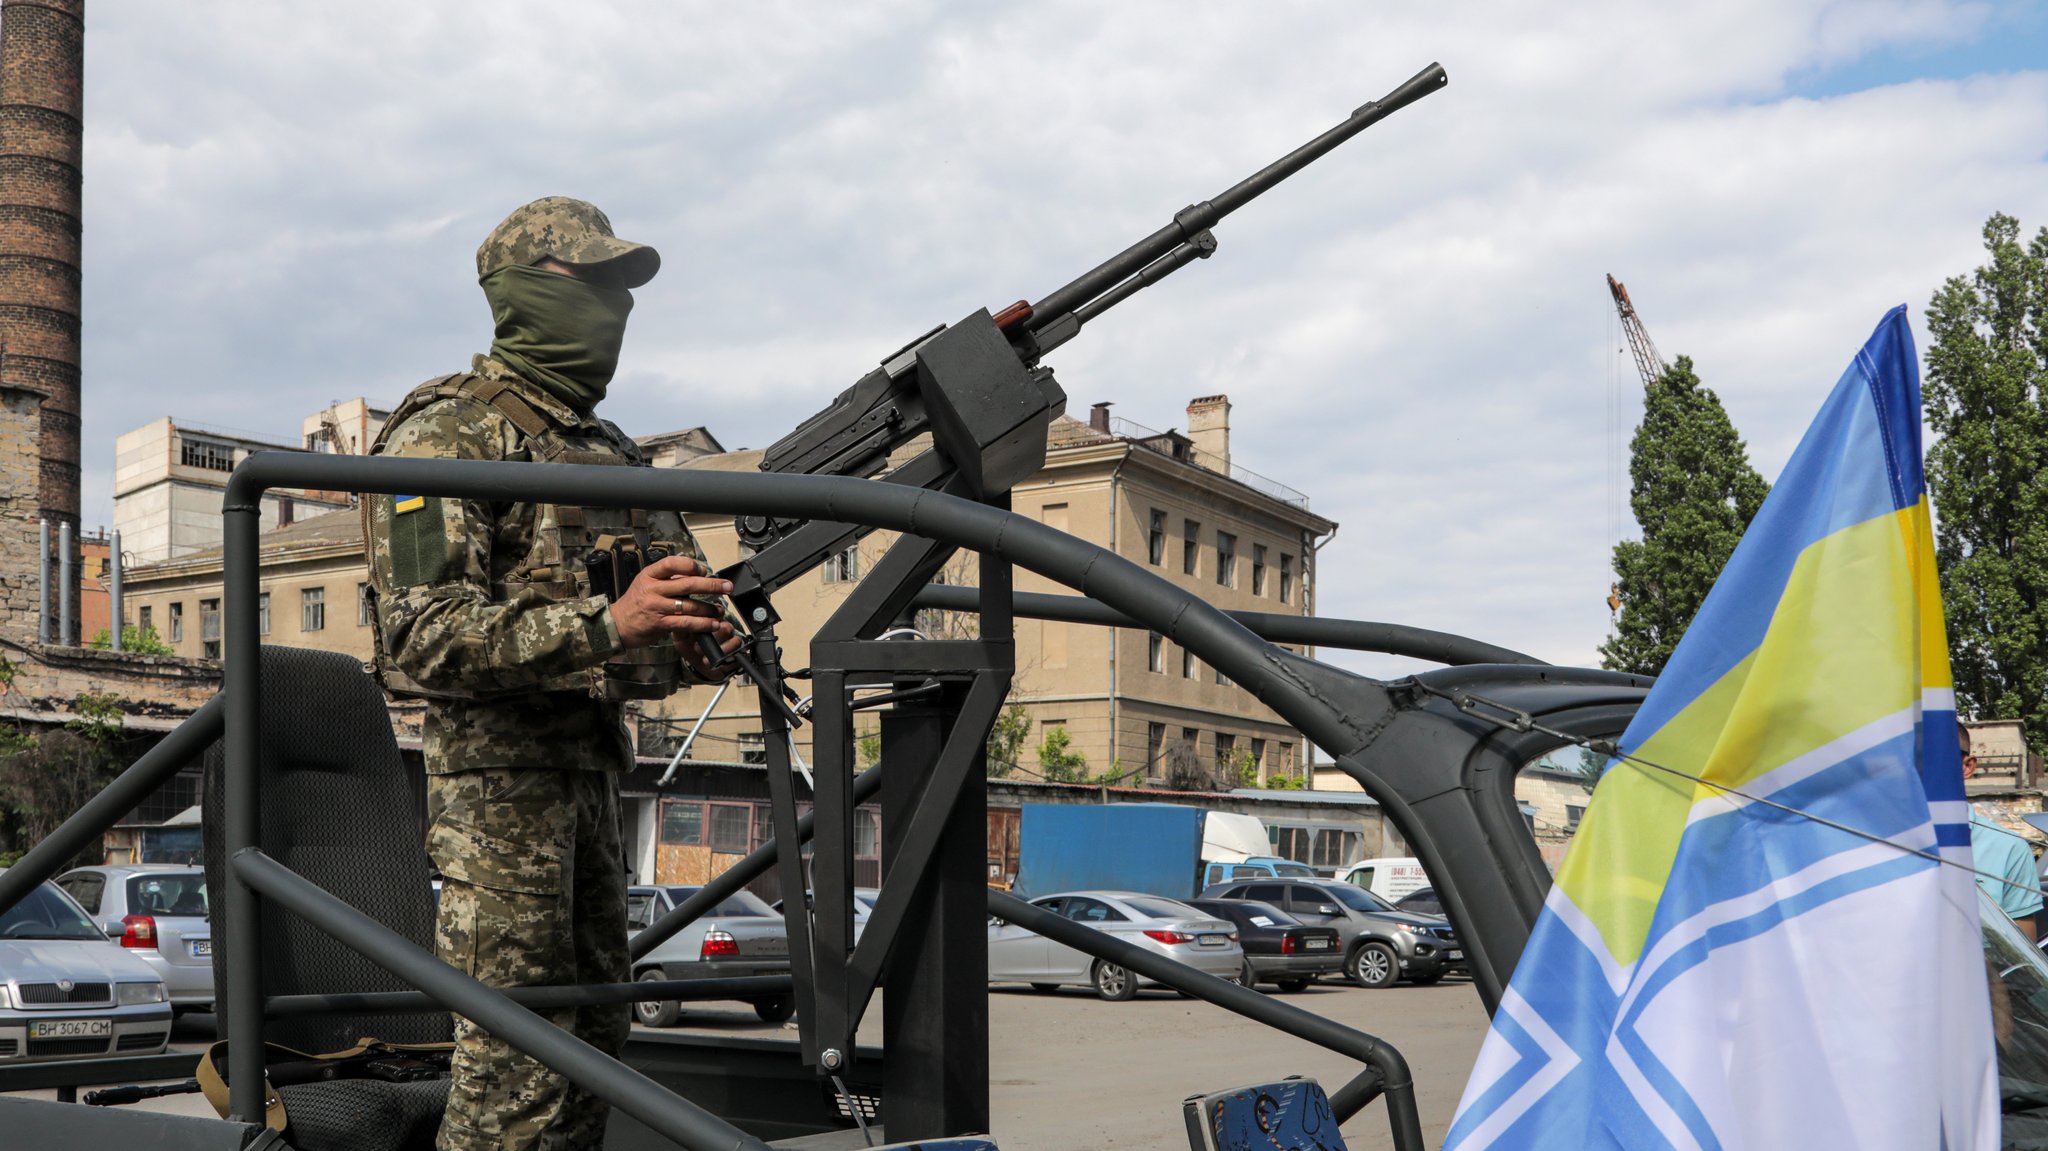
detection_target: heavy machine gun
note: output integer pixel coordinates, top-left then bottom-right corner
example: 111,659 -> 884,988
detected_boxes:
714,61 -> 1448,633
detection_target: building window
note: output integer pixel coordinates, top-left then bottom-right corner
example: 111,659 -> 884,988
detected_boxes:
709,803 -> 752,854
302,587 -> 326,631
1148,633 -> 1163,673
660,801 -> 704,846
1215,663 -> 1229,687
1216,732 -> 1238,777
1147,723 -> 1166,776
853,809 -> 881,860
1251,738 -> 1267,773
1182,726 -> 1199,755
169,602 -> 184,643
1181,647 -> 1195,679
138,605 -> 153,637
738,731 -> 767,765
1252,544 -> 1267,596
257,593 -> 270,636
1279,554 -> 1294,604
199,599 -> 221,660
358,582 -> 374,627
1148,509 -> 1166,565
1566,804 -> 1586,833
1215,531 -> 1236,587
1182,520 -> 1200,576
1279,742 -> 1295,773
1313,829 -> 1361,869
179,438 -> 236,472
824,545 -> 860,583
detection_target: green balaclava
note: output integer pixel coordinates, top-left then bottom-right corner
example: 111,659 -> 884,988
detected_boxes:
482,263 -> 635,413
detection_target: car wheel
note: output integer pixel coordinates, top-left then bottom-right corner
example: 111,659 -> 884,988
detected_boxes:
1275,978 -> 1310,994
1029,982 -> 1061,994
1092,960 -> 1137,1001
1240,960 -> 1259,989
1348,941 -> 1399,989
751,995 -> 795,1024
633,969 -> 681,1028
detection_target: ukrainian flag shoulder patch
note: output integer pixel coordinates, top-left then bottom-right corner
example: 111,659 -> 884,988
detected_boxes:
394,494 -> 426,515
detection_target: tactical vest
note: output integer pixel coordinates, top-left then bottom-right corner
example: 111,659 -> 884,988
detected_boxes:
362,370 -> 689,702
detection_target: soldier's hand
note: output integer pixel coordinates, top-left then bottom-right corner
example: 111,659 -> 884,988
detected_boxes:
610,555 -> 736,650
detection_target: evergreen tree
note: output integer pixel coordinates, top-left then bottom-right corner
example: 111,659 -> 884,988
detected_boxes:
1923,213 -> 2048,749
1601,356 -> 1770,676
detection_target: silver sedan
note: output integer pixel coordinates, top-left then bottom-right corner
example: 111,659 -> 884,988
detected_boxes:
988,890 -> 1244,1001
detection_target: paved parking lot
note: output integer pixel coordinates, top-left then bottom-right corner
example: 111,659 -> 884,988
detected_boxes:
30,975 -> 1491,1148
668,974 -> 1493,1150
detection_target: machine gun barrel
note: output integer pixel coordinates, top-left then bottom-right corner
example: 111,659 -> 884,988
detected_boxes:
1023,62 -> 1446,334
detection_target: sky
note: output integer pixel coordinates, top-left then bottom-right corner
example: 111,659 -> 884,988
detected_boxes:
74,1 -> 2048,678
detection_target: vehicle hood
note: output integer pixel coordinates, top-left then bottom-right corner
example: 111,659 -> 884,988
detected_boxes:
0,939 -> 160,983
1374,911 -> 1452,931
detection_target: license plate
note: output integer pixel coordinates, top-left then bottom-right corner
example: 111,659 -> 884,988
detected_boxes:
1197,934 -> 1228,947
1448,950 -> 1463,960
29,1019 -> 110,1040
1304,938 -> 1330,950
192,939 -> 212,957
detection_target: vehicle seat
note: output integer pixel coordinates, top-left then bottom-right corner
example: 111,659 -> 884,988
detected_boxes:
169,890 -> 207,916
200,646 -> 449,1151
1183,1076 -> 1346,1151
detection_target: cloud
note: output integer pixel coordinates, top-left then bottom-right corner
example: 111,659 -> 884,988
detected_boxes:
73,0 -> 2048,679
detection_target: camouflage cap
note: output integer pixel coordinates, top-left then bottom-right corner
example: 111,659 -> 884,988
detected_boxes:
476,197 -> 661,288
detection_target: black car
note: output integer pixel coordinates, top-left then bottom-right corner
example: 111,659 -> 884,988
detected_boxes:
1188,898 -> 1342,992
1199,878 -> 1460,988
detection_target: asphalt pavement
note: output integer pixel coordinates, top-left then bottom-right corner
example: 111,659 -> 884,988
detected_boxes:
10,976 -> 1493,1148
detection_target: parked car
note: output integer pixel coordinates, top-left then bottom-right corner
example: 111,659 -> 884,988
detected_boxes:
626,884 -> 793,1025
987,890 -> 1244,1001
1199,856 -> 1321,888
54,864 -> 212,1013
1337,856 -> 1432,903
772,888 -> 880,943
1392,887 -> 1443,919
1199,877 -> 1458,988
0,872 -> 171,1061
1187,898 -> 1341,992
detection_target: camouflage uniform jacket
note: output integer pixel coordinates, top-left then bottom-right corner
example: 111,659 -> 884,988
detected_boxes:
365,354 -> 706,775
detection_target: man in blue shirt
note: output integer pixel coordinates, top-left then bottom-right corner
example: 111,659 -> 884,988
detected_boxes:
1964,724 -> 2041,940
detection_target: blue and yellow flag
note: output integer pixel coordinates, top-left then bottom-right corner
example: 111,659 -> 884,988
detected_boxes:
1448,308 -> 1995,1149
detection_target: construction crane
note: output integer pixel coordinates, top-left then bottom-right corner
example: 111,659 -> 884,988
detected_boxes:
1605,273 -> 1667,615
1607,273 -> 1667,388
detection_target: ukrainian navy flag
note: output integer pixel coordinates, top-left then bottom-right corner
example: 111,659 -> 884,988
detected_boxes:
1447,308 -> 1995,1149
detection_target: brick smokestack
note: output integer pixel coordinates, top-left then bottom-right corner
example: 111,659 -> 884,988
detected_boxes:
0,0 -> 83,532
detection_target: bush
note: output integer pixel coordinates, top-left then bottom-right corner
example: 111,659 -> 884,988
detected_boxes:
88,625 -> 174,655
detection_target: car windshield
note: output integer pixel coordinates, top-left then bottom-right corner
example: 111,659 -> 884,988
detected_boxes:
0,880 -> 105,941
128,872 -> 207,917
1121,896 -> 1204,921
1272,862 -> 1318,877
1324,884 -> 1394,913
1980,895 -> 2048,1123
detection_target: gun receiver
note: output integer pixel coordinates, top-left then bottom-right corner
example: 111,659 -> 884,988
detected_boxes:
727,63 -> 1448,597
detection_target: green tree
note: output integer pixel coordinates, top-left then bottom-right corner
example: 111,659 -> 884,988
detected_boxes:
984,704 -> 1030,779
1924,213 -> 2048,749
0,693 -> 131,869
1601,355 -> 1770,676
89,625 -> 174,655
1036,726 -> 1089,783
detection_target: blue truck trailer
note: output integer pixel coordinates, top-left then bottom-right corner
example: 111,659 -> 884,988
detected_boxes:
1012,803 -> 1274,900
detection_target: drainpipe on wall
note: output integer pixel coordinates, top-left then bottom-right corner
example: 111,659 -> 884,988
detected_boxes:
58,520 -> 73,647
1303,524 -> 1340,777
36,519 -> 48,645
109,531 -> 124,652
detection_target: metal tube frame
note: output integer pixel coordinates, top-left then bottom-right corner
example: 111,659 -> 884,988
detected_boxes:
263,975 -> 793,1019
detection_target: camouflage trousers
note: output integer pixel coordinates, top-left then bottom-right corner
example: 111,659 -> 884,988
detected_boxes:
426,767 -> 630,1151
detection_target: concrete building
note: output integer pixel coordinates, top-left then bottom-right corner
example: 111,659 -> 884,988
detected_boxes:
651,394 -> 1337,786
113,417 -> 356,565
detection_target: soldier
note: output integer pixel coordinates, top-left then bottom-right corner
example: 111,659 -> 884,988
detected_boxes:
363,196 -> 739,1150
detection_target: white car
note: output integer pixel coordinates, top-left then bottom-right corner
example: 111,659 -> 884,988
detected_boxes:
988,890 -> 1244,1001
0,874 -> 171,1061
56,865 -> 212,1013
